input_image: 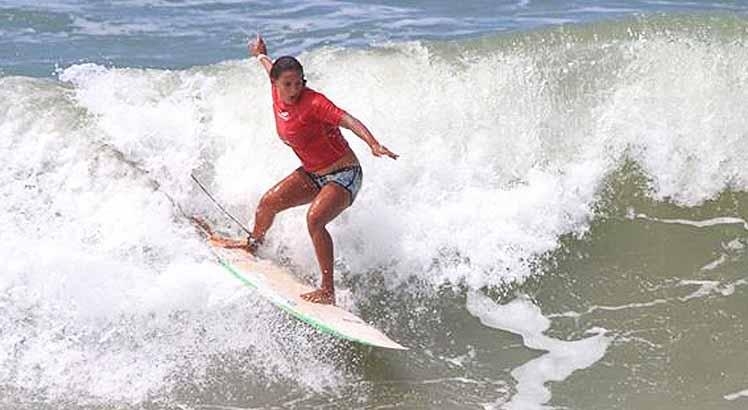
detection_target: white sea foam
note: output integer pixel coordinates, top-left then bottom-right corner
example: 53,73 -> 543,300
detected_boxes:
466,291 -> 610,410
0,73 -> 348,404
725,238 -> 745,250
700,254 -> 727,271
71,16 -> 162,36
595,36 -> 748,206
725,388 -> 748,401
548,298 -> 670,319
55,43 -> 609,289
679,278 -> 748,301
634,213 -> 748,230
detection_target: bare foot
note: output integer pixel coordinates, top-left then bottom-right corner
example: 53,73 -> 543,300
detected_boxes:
191,217 -> 258,255
300,288 -> 335,305
209,235 -> 257,255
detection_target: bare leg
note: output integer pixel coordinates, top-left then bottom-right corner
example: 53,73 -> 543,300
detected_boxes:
301,183 -> 351,305
252,169 -> 319,244
210,169 -> 318,253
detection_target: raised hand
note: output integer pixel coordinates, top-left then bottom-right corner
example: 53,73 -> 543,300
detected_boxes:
248,33 -> 267,57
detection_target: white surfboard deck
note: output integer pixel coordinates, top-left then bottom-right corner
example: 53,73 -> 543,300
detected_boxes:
207,239 -> 407,350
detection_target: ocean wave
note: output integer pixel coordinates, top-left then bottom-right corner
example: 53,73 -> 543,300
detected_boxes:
2,15 -> 748,403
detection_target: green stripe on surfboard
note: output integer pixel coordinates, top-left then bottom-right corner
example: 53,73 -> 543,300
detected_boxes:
216,257 -> 384,348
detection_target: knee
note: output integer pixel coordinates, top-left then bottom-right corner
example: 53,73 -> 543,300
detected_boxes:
306,209 -> 327,234
257,192 -> 280,215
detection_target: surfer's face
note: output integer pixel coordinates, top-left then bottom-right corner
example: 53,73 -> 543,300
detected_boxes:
275,70 -> 304,104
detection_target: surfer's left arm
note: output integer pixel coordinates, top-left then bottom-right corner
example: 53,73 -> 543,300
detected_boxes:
339,113 -> 398,159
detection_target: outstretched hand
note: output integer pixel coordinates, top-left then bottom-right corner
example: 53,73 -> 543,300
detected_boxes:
372,143 -> 398,160
248,33 -> 267,57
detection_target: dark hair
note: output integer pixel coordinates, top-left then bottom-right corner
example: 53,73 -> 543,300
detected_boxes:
270,55 -> 306,85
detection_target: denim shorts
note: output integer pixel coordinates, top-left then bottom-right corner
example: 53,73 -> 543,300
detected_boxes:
300,165 -> 363,204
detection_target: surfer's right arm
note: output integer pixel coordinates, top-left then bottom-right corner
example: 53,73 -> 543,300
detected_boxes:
249,34 -> 272,75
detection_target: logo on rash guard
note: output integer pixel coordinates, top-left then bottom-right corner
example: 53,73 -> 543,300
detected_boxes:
278,111 -> 290,121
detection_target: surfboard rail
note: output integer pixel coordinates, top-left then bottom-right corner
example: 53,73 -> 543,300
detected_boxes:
209,243 -> 408,350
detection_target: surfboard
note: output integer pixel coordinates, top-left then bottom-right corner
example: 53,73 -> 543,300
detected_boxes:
202,234 -> 407,350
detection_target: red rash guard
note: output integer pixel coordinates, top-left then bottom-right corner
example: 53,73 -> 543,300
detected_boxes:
271,85 -> 349,172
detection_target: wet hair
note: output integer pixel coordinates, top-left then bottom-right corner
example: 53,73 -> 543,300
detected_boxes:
270,55 -> 306,85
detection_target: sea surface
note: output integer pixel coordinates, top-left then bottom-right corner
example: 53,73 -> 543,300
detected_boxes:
2,1 -> 748,409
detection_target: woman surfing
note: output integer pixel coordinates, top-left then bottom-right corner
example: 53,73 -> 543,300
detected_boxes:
210,35 -> 398,305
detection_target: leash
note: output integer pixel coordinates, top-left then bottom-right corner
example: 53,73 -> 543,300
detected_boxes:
190,173 -> 252,235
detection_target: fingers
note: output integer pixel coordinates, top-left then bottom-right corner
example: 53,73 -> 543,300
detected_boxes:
373,145 -> 399,160
247,33 -> 267,56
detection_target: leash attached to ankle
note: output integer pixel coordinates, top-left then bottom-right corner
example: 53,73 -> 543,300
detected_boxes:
247,234 -> 262,252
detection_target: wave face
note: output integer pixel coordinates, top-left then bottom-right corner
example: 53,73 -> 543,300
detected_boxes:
2,14 -> 748,408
